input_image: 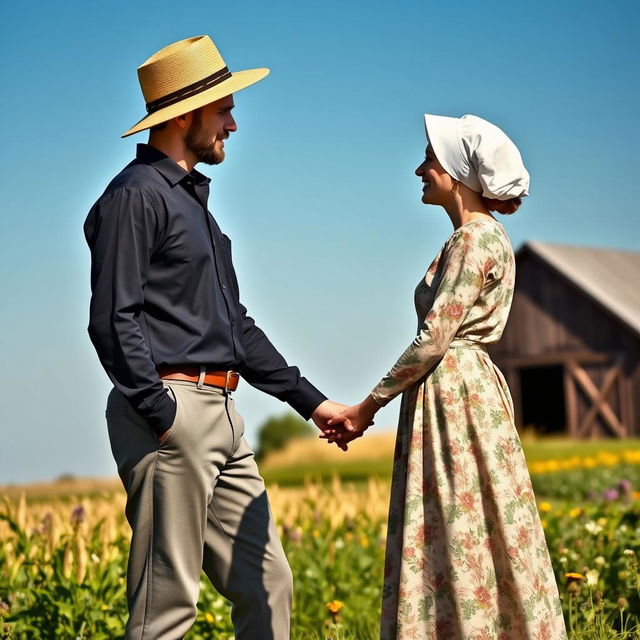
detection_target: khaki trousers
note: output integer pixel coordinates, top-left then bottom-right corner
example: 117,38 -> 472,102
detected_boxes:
106,380 -> 292,640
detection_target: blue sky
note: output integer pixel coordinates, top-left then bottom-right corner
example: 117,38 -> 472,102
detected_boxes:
1,0 -> 638,484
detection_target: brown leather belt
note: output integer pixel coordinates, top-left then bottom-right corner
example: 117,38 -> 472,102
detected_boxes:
158,367 -> 240,392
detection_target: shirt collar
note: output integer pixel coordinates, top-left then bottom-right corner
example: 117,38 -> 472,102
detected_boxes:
136,144 -> 211,188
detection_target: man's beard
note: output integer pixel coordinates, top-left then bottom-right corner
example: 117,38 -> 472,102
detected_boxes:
185,109 -> 225,165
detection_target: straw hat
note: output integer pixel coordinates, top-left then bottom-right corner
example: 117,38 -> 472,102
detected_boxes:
122,35 -> 269,138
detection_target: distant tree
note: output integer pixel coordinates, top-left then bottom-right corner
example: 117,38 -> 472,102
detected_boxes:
255,412 -> 314,461
55,473 -> 77,483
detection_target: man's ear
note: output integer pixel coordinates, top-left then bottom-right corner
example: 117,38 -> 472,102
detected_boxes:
173,111 -> 192,131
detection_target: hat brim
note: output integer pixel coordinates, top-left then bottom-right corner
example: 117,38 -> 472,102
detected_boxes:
424,114 -> 462,182
121,67 -> 270,138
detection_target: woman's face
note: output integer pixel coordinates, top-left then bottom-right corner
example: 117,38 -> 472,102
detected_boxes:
415,144 -> 455,206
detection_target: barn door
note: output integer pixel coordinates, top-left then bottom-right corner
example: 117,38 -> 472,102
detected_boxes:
565,355 -> 630,437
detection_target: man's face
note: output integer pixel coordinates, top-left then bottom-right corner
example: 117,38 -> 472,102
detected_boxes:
185,95 -> 237,165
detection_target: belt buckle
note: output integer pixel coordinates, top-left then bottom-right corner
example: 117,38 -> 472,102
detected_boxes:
224,370 -> 233,393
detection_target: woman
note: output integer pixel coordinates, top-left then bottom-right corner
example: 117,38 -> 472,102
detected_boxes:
326,115 -> 567,639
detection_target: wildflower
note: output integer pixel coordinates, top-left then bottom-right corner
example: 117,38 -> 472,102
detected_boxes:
565,572 -> 585,581
569,507 -> 582,518
618,598 -> 628,610
602,489 -> 619,501
325,600 -> 344,624
593,590 -> 605,612
565,572 -> 583,594
204,612 -> 215,624
360,535 -> 370,548
538,502 -> 552,513
618,479 -> 632,493
0,601 -> 9,616
312,529 -> 320,539
559,557 -> 567,565
623,549 -> 636,556
325,600 -> 344,614
584,521 -> 603,535
594,556 -> 606,567
585,569 -> 599,586
70,505 -> 86,526
283,526 -> 302,544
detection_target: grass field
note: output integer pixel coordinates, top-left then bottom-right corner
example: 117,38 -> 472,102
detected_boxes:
2,435 -> 640,639
260,433 -> 640,486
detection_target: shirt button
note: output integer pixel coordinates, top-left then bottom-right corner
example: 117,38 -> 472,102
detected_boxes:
222,284 -> 226,289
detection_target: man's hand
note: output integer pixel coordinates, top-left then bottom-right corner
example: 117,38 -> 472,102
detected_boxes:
311,400 -> 350,451
321,395 -> 380,450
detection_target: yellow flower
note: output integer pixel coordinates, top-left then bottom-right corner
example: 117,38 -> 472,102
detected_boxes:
569,507 -> 582,518
360,535 -> 370,547
564,572 -> 584,581
204,612 -> 215,624
312,529 -> 320,539
325,600 -> 344,613
541,519 -> 548,529
539,502 -> 552,513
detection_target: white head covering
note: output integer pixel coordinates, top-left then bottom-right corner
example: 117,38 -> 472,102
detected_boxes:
424,114 -> 530,200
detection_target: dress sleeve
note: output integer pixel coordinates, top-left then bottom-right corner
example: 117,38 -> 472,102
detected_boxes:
370,227 -> 486,405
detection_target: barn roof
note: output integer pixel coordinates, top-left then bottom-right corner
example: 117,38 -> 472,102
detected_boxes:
518,241 -> 640,337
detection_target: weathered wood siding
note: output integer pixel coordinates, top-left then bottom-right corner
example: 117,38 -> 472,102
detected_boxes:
488,248 -> 640,437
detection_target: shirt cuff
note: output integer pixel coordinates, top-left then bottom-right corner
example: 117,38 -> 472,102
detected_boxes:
283,377 -> 327,420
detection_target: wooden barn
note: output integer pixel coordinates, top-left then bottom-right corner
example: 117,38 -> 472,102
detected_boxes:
488,241 -> 640,438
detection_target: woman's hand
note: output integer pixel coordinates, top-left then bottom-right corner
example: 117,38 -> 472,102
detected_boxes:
321,395 -> 380,449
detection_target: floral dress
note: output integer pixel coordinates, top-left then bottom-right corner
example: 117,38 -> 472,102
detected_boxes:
371,218 -> 566,640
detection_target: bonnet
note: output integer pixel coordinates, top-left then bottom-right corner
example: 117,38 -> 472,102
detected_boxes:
424,114 -> 529,200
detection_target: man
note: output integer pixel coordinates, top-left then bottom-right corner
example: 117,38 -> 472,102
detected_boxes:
84,35 -> 345,640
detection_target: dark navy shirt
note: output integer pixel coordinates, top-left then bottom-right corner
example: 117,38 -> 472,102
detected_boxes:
84,144 -> 325,434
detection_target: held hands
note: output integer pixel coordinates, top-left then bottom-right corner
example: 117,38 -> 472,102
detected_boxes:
320,395 -> 381,451
311,400 -> 351,451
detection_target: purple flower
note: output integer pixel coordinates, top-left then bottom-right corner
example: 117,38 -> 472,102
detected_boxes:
617,479 -> 632,494
71,505 -> 86,526
602,489 -> 619,502
282,525 -> 302,544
